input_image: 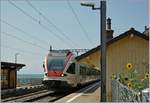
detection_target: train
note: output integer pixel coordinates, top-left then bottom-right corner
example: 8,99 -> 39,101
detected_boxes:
42,49 -> 100,90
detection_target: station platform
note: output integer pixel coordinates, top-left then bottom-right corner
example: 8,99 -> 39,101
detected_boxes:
55,82 -> 100,102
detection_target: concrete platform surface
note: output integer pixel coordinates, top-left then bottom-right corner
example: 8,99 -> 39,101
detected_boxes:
55,82 -> 100,103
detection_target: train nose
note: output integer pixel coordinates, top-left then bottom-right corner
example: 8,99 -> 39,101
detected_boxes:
48,70 -> 63,77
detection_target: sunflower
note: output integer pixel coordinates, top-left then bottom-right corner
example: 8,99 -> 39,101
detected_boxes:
126,63 -> 133,70
144,73 -> 149,80
127,82 -> 132,89
111,74 -> 116,80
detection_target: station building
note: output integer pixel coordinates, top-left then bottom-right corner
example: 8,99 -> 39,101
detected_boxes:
76,18 -> 149,101
1,61 -> 25,90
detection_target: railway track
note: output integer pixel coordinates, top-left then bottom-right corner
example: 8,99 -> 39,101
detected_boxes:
2,89 -> 53,102
2,81 -> 100,102
31,92 -> 70,102
31,81 -> 100,102
2,88 -> 74,102
1,84 -> 46,99
2,90 -> 72,102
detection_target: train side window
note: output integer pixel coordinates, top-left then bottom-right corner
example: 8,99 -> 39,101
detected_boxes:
79,66 -> 82,75
80,66 -> 86,75
66,63 -> 75,74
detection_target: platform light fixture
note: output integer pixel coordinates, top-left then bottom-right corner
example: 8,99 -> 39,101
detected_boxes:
80,2 -> 95,7
80,2 -> 100,10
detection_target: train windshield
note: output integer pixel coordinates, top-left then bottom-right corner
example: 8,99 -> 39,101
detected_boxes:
47,57 -> 65,70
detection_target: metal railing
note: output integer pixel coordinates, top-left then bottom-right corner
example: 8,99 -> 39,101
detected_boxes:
111,80 -> 149,102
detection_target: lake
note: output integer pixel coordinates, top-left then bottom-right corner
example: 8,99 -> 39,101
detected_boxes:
17,74 -> 44,79
17,74 -> 44,86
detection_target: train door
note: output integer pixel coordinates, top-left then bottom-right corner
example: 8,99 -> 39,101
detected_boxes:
75,62 -> 80,84
66,62 -> 77,87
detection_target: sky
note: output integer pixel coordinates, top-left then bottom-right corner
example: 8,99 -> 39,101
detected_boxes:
0,0 -> 149,74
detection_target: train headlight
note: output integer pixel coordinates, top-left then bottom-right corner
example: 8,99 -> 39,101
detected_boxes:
61,74 -> 67,77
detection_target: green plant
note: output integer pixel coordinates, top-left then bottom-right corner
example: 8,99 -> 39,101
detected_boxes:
113,63 -> 149,91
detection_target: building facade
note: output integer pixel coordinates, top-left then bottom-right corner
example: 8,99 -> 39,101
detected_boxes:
76,27 -> 149,101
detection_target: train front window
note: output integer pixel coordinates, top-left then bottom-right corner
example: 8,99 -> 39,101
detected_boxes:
48,57 -> 65,70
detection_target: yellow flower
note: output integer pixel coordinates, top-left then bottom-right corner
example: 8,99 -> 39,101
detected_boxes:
144,73 -> 149,80
111,74 -> 116,80
126,63 -> 133,70
127,82 -> 132,89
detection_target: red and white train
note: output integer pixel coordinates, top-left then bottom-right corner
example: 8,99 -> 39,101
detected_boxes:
42,49 -> 100,90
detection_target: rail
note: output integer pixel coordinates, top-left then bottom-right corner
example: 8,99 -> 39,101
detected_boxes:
1,84 -> 46,99
2,90 -> 53,102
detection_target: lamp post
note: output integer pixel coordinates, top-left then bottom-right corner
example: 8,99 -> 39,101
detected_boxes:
15,53 -> 19,63
81,0 -> 107,102
14,53 -> 19,88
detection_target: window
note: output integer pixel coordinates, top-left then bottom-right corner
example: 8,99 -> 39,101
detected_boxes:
79,65 -> 100,76
80,66 -> 86,75
48,57 -> 65,70
66,63 -> 75,74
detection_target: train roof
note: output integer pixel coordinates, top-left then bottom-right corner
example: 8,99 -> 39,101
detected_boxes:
48,50 -> 72,57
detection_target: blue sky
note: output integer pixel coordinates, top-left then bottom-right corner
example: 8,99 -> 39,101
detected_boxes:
1,0 -> 148,74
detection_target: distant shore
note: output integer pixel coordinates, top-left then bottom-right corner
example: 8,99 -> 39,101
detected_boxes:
17,74 -> 43,87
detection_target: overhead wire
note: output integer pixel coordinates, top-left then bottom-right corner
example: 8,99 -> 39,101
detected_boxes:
26,0 -> 80,47
1,45 -> 43,56
8,0 -> 74,48
0,19 -> 49,46
2,32 -> 47,50
8,0 -> 38,23
39,22 -> 74,47
67,0 -> 94,46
